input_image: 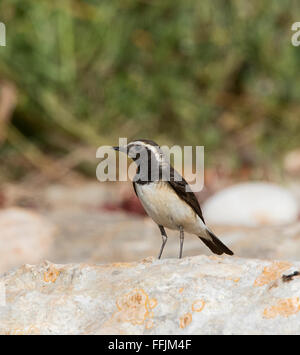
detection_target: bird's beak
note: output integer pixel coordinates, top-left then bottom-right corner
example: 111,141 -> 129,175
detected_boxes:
113,146 -> 127,153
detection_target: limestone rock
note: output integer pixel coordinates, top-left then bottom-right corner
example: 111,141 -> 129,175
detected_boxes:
1,256 -> 300,335
0,208 -> 55,273
203,182 -> 299,227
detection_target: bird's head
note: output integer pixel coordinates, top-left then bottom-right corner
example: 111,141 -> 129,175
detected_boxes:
113,139 -> 164,163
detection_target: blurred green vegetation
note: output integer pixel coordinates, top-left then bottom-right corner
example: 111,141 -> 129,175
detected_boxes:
0,0 -> 300,179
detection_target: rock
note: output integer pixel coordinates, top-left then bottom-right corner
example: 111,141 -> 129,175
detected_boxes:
44,182 -> 121,209
203,182 -> 299,227
43,209 -> 300,264
3,181 -> 129,211
1,256 -> 300,335
0,208 -> 55,273
211,223 -> 300,261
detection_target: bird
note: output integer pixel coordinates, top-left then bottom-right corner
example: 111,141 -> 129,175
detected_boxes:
113,139 -> 233,259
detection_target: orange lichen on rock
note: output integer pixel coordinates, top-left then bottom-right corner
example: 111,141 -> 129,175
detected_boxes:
148,298 -> 157,309
114,289 -> 157,326
226,277 -> 240,283
180,312 -> 192,329
192,299 -> 205,313
254,261 -> 292,287
111,262 -> 135,268
145,319 -> 154,330
179,287 -> 184,293
6,326 -> 40,335
209,255 -> 223,262
43,265 -> 60,283
263,297 -> 300,319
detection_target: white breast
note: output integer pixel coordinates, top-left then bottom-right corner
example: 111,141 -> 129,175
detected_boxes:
135,181 -> 207,235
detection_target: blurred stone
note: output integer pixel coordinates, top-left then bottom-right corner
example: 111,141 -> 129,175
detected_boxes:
3,181 -> 127,211
1,256 -> 300,334
44,182 -> 121,209
287,182 -> 300,210
0,208 -> 55,273
211,223 -> 300,261
203,182 -> 299,227
43,208 -> 300,265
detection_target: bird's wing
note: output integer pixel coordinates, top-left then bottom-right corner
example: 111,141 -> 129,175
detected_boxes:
168,166 -> 205,224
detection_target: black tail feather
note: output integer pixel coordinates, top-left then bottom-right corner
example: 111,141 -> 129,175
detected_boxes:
199,230 -> 233,256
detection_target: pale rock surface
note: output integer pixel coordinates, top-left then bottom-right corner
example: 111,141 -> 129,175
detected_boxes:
3,181 -> 126,210
203,182 -> 299,227
44,182 -> 122,209
0,208 -> 55,273
1,256 -> 300,335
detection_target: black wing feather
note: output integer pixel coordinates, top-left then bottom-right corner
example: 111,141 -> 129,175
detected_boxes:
133,182 -> 138,196
167,166 -> 205,224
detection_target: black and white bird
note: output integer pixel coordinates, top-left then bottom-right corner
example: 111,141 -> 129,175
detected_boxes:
113,139 -> 233,259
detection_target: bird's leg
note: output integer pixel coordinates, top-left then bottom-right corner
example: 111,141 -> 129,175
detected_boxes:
179,226 -> 184,259
158,225 -> 168,259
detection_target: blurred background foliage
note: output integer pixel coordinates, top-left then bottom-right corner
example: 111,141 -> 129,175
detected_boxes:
0,0 -> 299,181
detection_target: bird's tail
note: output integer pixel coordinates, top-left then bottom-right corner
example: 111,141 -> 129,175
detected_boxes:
199,229 -> 233,256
